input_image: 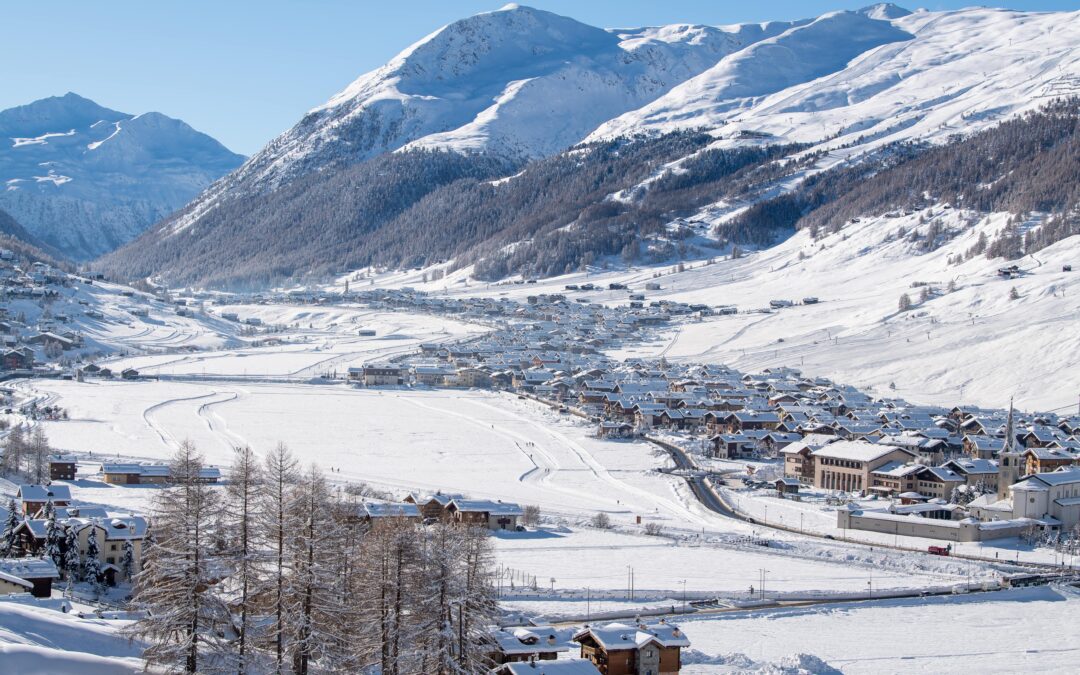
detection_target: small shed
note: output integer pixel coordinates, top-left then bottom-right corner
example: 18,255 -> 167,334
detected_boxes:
775,477 -> 801,495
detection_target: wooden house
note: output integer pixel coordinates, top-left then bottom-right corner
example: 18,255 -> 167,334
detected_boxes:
574,621 -> 690,675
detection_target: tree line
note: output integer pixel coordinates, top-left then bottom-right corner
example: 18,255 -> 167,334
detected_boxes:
130,442 -> 497,674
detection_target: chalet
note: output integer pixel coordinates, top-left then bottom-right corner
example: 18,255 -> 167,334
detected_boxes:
120,367 -> 140,380
722,411 -> 781,434
72,516 -> 148,585
1,348 -> 32,370
598,421 -> 634,439
445,499 -> 523,530
356,502 -> 422,526
489,625 -> 570,664
574,621 -> 690,675
869,461 -> 921,496
403,492 -> 463,521
0,558 -> 59,598
963,434 -> 1001,459
710,433 -> 757,460
48,454 -> 77,481
413,366 -> 454,386
16,484 -> 71,516
355,364 -> 405,386
942,458 -> 999,492
911,466 -> 965,501
1023,447 -> 1077,476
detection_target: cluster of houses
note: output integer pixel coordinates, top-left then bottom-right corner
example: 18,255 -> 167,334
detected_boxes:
0,251 -> 94,373
330,288 -> 1080,547
1,481 -> 147,595
489,620 -> 691,675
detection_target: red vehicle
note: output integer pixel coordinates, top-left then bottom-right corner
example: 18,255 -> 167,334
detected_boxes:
927,545 -> 951,556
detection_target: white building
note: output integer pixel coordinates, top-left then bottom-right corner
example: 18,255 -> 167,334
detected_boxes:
1009,468 -> 1080,530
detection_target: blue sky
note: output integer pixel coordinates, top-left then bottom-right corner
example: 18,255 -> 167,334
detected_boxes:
2,1 -> 1077,154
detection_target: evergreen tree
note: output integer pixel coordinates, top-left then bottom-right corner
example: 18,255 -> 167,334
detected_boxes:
121,539 -> 136,583
0,498 -> 18,556
44,502 -> 63,569
63,526 -> 81,586
83,526 -> 103,593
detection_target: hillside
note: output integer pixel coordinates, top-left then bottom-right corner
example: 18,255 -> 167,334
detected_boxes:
99,4 -> 1080,289
0,93 -> 244,259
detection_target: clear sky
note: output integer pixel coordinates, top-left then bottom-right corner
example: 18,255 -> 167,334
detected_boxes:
2,0 -> 1077,155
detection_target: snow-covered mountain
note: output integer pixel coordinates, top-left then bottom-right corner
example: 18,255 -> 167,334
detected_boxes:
218,4 -> 800,195
0,93 -> 244,260
106,3 -> 1080,289
590,6 -> 1080,151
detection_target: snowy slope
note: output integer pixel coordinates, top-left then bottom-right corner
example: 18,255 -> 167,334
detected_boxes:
157,5 -> 803,236
590,6 -> 1080,156
0,93 -> 244,259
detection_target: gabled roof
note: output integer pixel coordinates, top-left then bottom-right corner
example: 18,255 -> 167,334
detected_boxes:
362,502 -> 421,519
16,484 -> 71,502
811,440 -> 914,463
0,557 -> 59,581
572,621 -> 690,651
448,499 -> 524,516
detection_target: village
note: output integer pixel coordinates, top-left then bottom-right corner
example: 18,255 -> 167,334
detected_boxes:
0,279 -> 1078,673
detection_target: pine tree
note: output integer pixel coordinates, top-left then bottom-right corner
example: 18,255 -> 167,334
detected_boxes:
128,441 -> 227,673
83,526 -> 103,593
121,539 -> 136,583
63,526 -> 81,586
223,445 -> 263,674
257,442 -> 299,671
44,502 -> 63,569
1,425 -> 26,477
284,464 -> 351,675
0,498 -> 18,556
28,426 -> 50,484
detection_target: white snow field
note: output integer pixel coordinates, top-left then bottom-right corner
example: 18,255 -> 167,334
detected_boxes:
0,596 -> 143,674
103,307 -> 484,379
678,584 -> 1080,675
27,378 -> 996,603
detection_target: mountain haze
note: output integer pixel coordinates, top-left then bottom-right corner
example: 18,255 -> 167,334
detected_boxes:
0,93 -> 245,260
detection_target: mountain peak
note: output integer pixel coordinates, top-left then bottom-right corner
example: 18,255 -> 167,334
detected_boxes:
0,93 -> 126,137
859,3 -> 912,20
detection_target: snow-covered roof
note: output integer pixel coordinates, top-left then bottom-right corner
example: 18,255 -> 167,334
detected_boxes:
449,499 -> 524,516
811,440 -> 911,463
497,660 -> 600,674
0,557 -> 60,581
573,621 -> 690,651
362,502 -> 421,519
16,485 -> 71,502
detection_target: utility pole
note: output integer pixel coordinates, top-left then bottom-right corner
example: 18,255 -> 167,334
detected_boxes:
759,569 -> 768,601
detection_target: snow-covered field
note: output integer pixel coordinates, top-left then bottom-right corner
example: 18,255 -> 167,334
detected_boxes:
0,596 -> 142,674
103,307 -> 483,379
23,376 -> 999,605
679,584 -> 1080,675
